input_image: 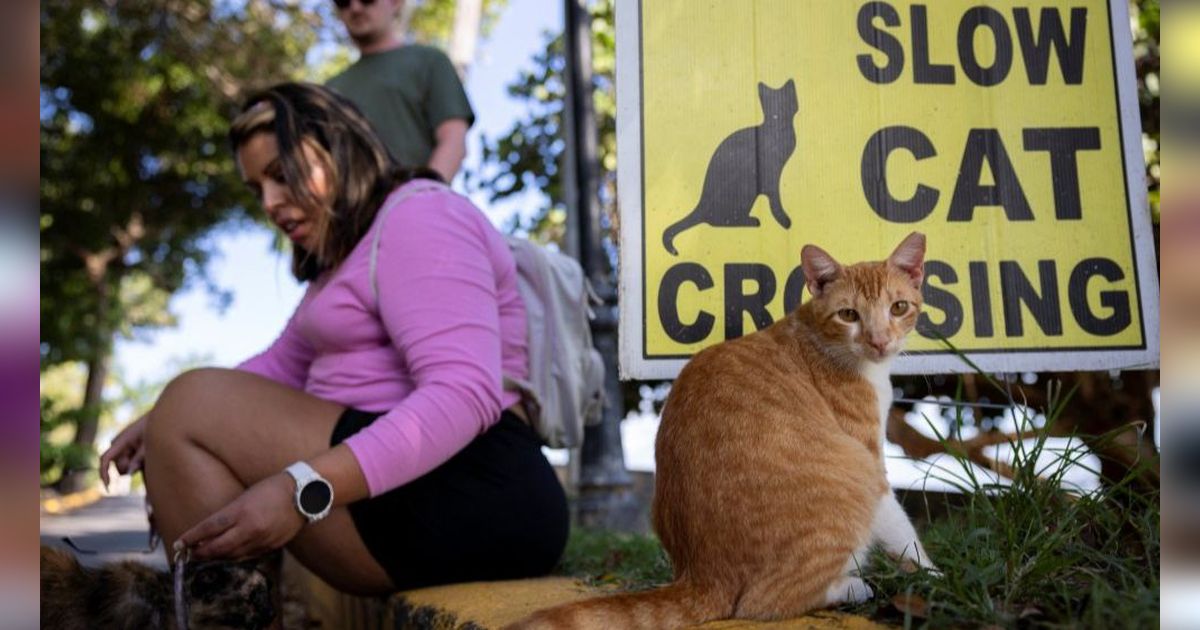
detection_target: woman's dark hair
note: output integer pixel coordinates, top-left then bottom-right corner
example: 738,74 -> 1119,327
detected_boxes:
229,82 -> 442,281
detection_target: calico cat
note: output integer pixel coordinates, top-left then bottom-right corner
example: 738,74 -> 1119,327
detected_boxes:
510,232 -> 936,629
40,545 -> 276,629
662,79 -> 798,256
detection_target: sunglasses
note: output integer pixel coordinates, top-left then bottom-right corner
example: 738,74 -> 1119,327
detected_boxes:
333,0 -> 375,8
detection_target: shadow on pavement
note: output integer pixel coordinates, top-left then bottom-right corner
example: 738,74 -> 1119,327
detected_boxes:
40,494 -> 168,570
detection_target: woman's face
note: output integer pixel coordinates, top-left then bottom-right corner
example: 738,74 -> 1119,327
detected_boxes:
236,131 -> 331,250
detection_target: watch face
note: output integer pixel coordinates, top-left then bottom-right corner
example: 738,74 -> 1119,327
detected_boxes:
298,480 -> 332,515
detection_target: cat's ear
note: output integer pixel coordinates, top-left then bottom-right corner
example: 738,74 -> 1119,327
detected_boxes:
758,81 -> 768,100
888,231 -> 926,289
801,244 -> 842,297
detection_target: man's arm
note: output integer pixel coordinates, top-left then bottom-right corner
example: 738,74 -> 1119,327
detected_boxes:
427,118 -> 469,181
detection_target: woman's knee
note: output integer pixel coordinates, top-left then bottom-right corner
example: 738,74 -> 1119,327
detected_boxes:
146,368 -> 236,447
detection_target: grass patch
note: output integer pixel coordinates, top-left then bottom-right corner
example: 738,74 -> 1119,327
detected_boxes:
853,422 -> 1159,628
554,528 -> 672,591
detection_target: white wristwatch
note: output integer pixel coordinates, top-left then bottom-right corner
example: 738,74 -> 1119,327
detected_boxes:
284,461 -> 334,523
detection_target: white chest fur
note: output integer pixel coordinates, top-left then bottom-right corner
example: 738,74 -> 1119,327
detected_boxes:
860,360 -> 894,449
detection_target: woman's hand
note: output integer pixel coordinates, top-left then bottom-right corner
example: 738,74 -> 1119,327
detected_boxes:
177,473 -> 305,561
98,413 -> 149,490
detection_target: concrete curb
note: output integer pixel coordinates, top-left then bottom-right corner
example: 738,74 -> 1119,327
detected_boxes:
286,558 -> 892,629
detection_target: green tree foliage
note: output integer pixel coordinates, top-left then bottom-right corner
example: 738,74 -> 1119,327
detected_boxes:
469,0 -> 615,246
407,0 -> 509,48
39,363 -> 90,487
1131,0 -> 1159,221
40,0 -> 322,489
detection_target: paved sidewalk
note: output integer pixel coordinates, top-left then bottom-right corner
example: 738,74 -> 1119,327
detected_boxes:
39,493 -> 168,571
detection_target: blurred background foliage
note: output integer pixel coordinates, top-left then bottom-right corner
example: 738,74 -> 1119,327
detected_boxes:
1131,0 -> 1159,222
40,0 -> 321,491
467,0 -> 616,247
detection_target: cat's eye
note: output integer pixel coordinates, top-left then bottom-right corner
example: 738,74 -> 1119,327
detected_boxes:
837,308 -> 859,323
890,300 -> 909,316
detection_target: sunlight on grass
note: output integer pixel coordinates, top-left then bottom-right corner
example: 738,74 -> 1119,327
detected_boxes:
853,419 -> 1159,628
556,528 -> 672,591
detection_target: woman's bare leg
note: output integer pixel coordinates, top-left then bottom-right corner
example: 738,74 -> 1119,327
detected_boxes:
143,368 -> 392,594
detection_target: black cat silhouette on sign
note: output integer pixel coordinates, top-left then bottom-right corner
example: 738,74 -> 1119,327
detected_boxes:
663,79 -> 798,256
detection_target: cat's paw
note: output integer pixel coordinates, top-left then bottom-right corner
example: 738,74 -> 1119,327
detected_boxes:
825,576 -> 874,606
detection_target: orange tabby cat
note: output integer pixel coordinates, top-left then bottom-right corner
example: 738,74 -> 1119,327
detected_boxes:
509,232 -> 936,630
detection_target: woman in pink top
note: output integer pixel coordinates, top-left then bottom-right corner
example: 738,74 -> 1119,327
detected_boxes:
98,83 -> 568,597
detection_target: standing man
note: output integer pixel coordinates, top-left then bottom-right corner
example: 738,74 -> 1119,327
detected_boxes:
327,0 -> 474,182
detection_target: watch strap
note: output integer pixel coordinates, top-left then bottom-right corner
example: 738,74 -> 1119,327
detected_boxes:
284,461 -> 333,523
285,461 -> 320,487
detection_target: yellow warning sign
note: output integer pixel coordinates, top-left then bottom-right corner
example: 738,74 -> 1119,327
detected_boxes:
616,0 -> 1159,378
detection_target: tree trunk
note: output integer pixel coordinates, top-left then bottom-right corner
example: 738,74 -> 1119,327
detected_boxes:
57,349 -> 112,494
57,275 -> 114,494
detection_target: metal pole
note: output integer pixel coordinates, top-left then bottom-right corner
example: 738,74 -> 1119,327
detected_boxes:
561,0 -> 602,274
562,0 -> 639,531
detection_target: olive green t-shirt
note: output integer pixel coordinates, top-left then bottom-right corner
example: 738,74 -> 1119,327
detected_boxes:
327,44 -> 475,169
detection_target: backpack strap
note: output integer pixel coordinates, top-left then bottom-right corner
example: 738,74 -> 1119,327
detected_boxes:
367,181 -> 529,405
369,180 -> 448,303
502,374 -> 541,424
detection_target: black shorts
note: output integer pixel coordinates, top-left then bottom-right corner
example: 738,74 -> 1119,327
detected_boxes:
331,408 -> 569,590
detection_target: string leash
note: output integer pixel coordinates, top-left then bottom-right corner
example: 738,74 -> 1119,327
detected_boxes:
173,543 -> 190,630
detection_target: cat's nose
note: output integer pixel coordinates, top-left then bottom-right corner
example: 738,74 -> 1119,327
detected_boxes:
868,339 -> 889,355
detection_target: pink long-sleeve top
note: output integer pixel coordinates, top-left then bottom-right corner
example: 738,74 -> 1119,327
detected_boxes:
237,181 -> 528,497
